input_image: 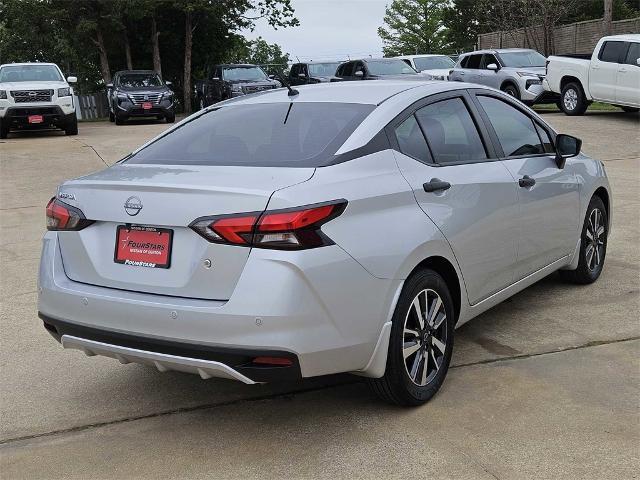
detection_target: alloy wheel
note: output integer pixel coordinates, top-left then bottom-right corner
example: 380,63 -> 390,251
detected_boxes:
585,208 -> 605,271
402,289 -> 447,386
564,88 -> 578,111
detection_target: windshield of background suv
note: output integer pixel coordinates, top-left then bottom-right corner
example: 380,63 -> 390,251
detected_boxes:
127,102 -> 375,168
223,67 -> 268,81
308,63 -> 341,76
0,65 -> 63,82
119,73 -> 163,87
413,56 -> 455,71
366,60 -> 417,76
498,51 -> 546,68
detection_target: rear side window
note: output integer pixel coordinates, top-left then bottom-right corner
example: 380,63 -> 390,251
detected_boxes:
477,96 -> 544,157
625,42 -> 639,66
395,115 -> 430,163
127,102 -> 375,168
466,55 -> 482,69
414,97 -> 487,164
599,41 -> 626,63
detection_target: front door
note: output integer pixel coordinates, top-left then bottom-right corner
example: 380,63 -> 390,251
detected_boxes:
390,92 -> 519,305
473,93 -> 580,280
616,42 -> 640,106
590,40 -> 626,102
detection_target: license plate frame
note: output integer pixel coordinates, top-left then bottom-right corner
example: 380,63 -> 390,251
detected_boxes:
142,102 -> 153,110
114,225 -> 173,269
28,114 -> 44,124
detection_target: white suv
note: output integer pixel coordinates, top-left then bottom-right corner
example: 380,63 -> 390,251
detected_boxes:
0,62 -> 78,138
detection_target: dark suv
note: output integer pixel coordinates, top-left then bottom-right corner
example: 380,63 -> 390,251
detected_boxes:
288,62 -> 341,85
107,70 -> 175,125
331,58 -> 419,82
195,64 -> 279,110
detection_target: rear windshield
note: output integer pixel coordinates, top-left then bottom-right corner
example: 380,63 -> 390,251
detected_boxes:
126,102 -> 375,168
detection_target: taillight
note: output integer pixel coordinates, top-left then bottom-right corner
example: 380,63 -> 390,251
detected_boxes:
190,199 -> 347,250
46,197 -> 93,231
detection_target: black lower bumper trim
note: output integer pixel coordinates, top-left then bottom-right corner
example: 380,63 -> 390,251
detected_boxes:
39,313 -> 301,383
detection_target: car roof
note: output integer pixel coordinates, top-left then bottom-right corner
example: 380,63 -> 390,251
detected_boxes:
115,70 -> 158,75
461,48 -> 537,56
396,54 -> 448,59
217,64 -> 259,68
601,34 -> 640,41
0,62 -> 60,68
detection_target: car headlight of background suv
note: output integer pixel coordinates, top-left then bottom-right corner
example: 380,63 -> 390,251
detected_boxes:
57,87 -> 71,97
231,84 -> 243,93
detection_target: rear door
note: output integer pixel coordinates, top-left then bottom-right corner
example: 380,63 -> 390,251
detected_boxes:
390,90 -> 519,305
590,40 -> 626,102
616,42 -> 640,106
472,91 -> 579,280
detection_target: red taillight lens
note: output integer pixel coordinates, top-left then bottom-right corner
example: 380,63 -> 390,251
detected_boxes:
190,200 -> 347,250
46,197 -> 93,231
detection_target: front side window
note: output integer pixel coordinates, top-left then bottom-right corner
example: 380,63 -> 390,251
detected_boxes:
336,62 -> 353,77
481,54 -> 499,69
624,42 -> 639,66
414,97 -> 487,164
599,41 -> 626,63
222,67 -> 268,81
395,115 -> 429,163
413,56 -> 455,71
118,73 -> 163,87
127,102 -> 374,168
0,64 -> 62,82
465,55 -> 482,69
477,96 -> 544,157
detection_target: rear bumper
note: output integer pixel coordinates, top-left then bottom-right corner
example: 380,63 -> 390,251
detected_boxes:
38,231 -> 397,382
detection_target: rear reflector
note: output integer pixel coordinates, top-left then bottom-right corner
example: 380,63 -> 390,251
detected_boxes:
190,199 -> 347,250
252,356 -> 294,367
46,197 -> 94,231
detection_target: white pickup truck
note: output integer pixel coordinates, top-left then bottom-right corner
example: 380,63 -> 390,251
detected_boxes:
0,62 -> 78,138
544,34 -> 639,115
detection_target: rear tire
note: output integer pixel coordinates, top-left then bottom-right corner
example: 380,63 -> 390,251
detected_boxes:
115,114 -> 126,125
369,269 -> 454,406
560,82 -> 588,116
502,83 -> 520,100
560,196 -> 607,284
64,115 -> 78,136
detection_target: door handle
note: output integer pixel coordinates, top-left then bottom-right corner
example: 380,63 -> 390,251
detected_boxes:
423,178 -> 451,193
519,175 -> 536,188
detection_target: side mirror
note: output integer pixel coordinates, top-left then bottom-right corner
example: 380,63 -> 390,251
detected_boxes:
67,76 -> 77,83
211,77 -> 220,81
555,133 -> 581,168
486,63 -> 498,71
106,83 -> 113,89
165,81 -> 172,86
268,74 -> 275,79
354,70 -> 364,77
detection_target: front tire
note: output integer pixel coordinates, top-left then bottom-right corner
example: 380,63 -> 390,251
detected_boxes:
560,82 -> 588,116
0,119 -> 9,139
115,114 -> 126,125
165,112 -> 176,123
369,269 -> 454,406
560,196 -> 607,284
621,106 -> 639,113
502,83 -> 520,100
64,115 -> 78,136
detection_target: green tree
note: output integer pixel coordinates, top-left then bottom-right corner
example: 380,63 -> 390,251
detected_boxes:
378,0 -> 449,57
442,0 -> 487,54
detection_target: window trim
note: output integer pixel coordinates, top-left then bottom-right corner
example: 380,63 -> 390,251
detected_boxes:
385,89 -> 499,167
469,89 -> 558,161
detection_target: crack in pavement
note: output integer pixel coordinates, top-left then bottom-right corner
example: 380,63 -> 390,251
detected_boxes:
1,336 -> 637,447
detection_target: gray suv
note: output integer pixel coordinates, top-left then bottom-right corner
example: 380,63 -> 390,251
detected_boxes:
449,48 -> 558,105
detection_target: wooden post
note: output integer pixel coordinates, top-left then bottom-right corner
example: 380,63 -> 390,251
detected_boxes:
603,0 -> 613,36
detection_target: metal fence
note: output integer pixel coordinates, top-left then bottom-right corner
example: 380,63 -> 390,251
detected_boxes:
477,17 -> 640,55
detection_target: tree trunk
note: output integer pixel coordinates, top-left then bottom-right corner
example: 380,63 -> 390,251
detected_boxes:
603,0 -> 613,36
151,15 -> 162,77
183,11 -> 193,115
94,27 -> 111,84
124,29 -> 133,70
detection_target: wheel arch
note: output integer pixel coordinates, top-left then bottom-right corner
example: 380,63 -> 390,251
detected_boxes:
500,79 -> 520,94
560,75 -> 590,100
593,186 -> 610,229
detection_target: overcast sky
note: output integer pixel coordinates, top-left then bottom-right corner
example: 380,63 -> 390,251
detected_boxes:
242,0 -> 389,62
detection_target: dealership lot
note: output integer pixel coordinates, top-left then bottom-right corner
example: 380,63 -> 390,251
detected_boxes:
1,112 -> 638,478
